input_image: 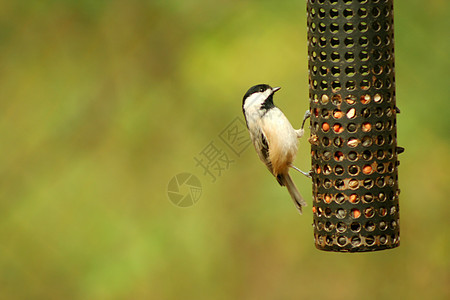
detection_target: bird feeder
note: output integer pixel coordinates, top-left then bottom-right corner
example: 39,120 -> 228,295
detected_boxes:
307,0 -> 401,252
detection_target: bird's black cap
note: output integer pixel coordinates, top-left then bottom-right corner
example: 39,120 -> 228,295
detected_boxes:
242,84 -> 273,103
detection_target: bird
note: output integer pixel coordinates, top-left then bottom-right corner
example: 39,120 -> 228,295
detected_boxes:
242,84 -> 310,214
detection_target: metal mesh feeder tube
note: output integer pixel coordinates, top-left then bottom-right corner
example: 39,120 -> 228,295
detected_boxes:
307,0 -> 400,252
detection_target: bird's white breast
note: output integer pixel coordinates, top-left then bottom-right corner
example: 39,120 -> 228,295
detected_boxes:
245,103 -> 298,175
261,108 -> 298,173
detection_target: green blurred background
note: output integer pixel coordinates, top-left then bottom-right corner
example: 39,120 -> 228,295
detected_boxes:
0,0 -> 449,299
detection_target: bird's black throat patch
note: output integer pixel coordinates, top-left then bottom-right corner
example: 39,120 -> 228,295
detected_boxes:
260,93 -> 275,111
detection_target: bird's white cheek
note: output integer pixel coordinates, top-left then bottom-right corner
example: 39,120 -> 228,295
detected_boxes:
244,93 -> 265,111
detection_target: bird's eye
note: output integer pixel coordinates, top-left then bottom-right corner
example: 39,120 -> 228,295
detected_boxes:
259,87 -> 265,92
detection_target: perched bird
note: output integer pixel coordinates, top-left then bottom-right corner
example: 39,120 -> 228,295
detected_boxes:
242,84 -> 310,214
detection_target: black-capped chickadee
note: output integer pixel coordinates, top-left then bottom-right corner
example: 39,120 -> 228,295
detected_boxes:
242,84 -> 311,214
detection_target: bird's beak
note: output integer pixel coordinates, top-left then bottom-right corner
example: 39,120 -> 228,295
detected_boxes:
272,87 -> 281,93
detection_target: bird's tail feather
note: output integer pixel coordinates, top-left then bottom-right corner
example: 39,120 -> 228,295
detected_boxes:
280,173 -> 307,214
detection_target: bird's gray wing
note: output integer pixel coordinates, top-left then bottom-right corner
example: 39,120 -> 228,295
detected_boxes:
250,128 -> 269,164
251,129 -> 283,185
